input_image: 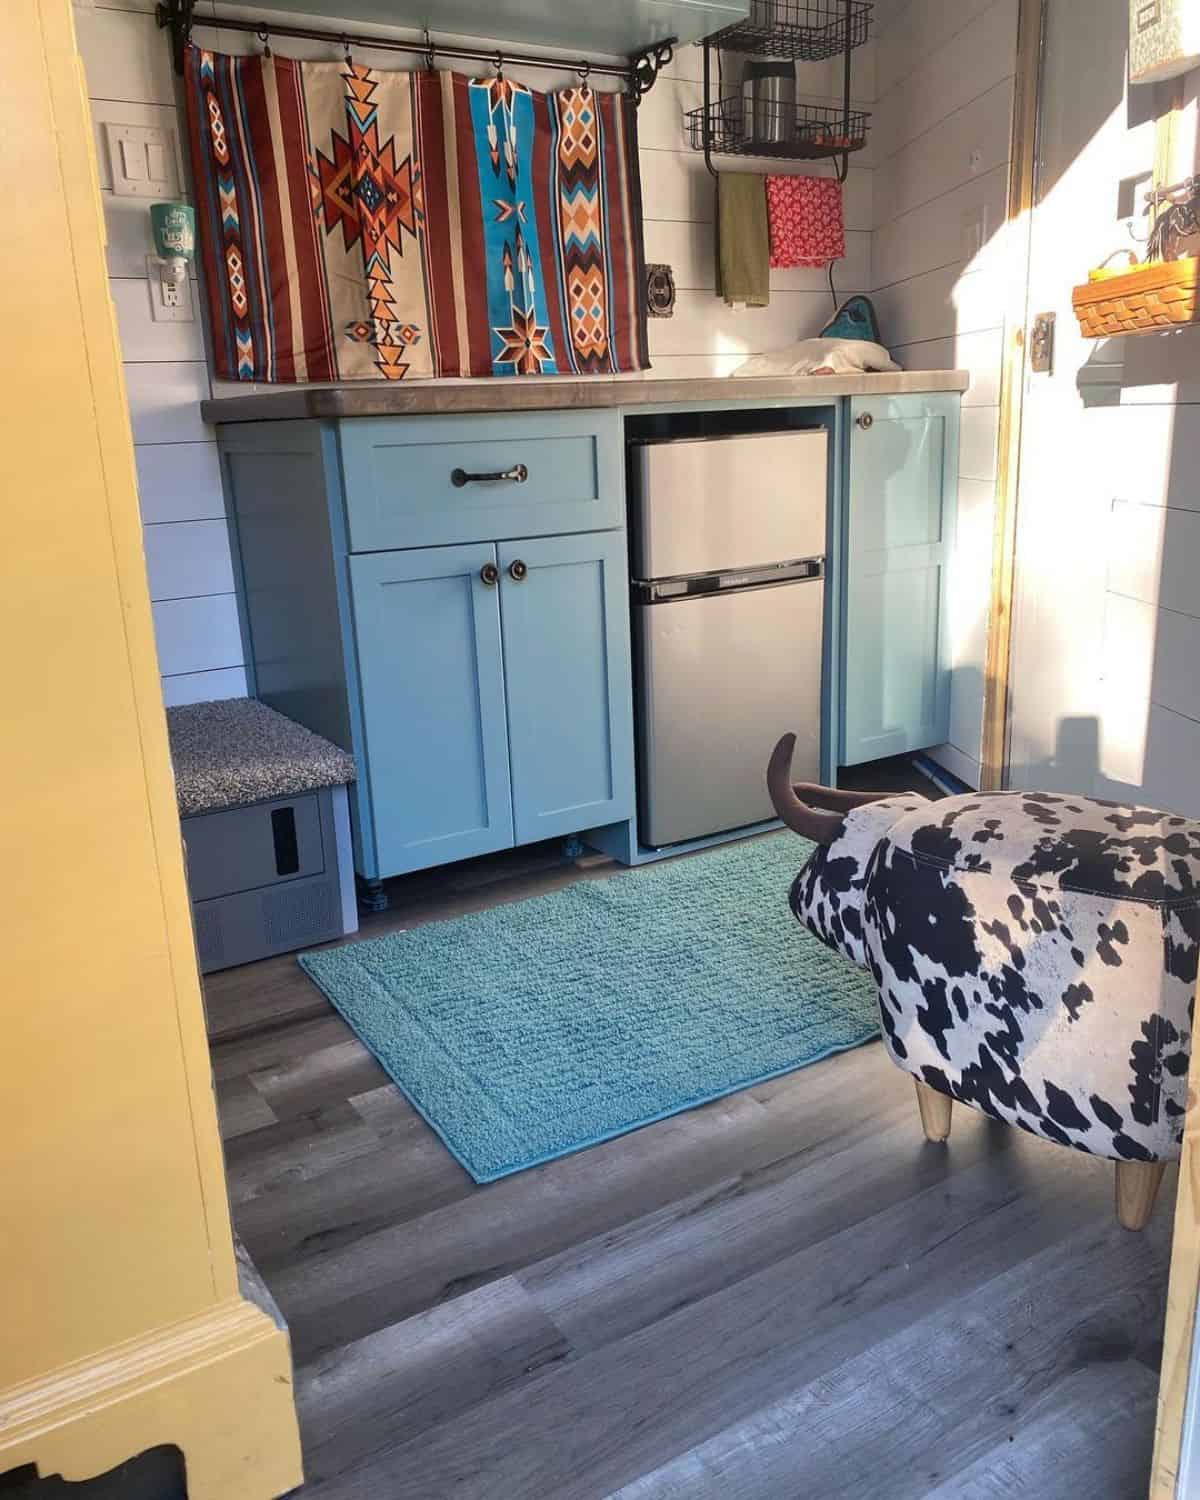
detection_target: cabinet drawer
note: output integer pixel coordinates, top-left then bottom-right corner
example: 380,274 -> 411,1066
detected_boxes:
337,410 -> 622,551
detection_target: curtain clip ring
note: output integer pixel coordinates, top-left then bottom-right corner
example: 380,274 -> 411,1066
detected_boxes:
493,51 -> 504,79
257,27 -> 271,57
423,27 -> 436,70
577,60 -> 590,85
342,35 -> 353,68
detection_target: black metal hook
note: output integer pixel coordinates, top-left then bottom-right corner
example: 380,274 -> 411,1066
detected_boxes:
700,40 -> 717,178
577,59 -> 590,85
423,27 -> 436,70
257,27 -> 271,57
493,50 -> 505,79
836,0 -> 853,183
341,34 -> 352,68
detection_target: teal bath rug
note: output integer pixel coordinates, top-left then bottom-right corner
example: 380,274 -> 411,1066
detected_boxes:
298,833 -> 880,1182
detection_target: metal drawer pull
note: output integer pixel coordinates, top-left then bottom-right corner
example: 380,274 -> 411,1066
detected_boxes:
451,463 -> 528,487
479,562 -> 499,586
508,559 -> 528,582
856,413 -> 874,430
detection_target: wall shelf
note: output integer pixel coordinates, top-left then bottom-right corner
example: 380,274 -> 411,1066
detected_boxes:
174,0 -> 749,62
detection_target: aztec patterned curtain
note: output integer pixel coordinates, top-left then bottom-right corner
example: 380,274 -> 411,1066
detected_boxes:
183,48 -> 649,382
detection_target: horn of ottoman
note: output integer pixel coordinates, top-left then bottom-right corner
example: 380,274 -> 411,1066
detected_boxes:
788,788 -> 1200,1230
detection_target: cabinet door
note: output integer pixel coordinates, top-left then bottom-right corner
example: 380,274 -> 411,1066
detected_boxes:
497,531 -> 635,844
842,394 -> 959,767
348,544 -> 514,875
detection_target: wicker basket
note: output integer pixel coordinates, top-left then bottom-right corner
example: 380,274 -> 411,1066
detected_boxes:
1072,257 -> 1200,337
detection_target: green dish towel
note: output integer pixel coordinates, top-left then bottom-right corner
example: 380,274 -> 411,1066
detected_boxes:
716,172 -> 770,307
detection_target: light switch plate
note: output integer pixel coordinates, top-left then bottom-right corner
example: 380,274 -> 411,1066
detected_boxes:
105,122 -> 181,199
145,256 -> 195,322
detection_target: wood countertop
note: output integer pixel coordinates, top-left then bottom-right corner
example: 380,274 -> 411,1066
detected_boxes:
200,370 -> 970,424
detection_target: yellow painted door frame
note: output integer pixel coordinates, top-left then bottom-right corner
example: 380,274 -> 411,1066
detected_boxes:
0,1 -> 301,1493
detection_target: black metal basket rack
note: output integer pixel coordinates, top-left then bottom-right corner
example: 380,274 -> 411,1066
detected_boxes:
688,0 -> 873,179
711,0 -> 873,59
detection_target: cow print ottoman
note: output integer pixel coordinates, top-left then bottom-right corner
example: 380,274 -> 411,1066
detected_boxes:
768,735 -> 1200,1230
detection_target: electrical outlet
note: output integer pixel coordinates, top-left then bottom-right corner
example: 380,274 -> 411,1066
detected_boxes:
146,255 -> 194,322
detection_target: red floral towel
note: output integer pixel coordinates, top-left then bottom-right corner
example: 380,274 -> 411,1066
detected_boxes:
766,175 -> 845,270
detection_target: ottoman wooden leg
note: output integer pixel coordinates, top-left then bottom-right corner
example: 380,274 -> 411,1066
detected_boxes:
1115,1160 -> 1167,1231
914,1080 -> 953,1143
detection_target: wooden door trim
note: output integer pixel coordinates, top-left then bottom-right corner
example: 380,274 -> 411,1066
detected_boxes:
1153,995 -> 1200,1500
1149,78 -> 1195,1500
978,0 -> 1043,792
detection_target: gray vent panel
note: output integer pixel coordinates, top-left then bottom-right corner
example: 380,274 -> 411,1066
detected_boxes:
193,904 -> 225,967
261,880 -> 339,947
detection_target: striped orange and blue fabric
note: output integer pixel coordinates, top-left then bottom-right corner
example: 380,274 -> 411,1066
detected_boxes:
183,47 -> 650,382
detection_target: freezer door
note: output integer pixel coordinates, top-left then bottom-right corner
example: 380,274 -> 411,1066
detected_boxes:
636,580 -> 823,848
631,431 -> 828,580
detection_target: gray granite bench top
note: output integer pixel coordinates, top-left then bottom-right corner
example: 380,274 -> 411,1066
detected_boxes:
167,697 -> 356,818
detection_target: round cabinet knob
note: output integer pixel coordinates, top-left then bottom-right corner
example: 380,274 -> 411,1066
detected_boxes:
480,562 -> 499,586
508,559 -> 528,582
856,413 -> 874,430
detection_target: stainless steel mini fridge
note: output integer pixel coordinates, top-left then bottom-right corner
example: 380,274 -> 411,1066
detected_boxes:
630,429 -> 828,847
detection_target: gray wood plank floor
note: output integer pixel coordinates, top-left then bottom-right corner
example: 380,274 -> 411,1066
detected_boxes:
203,838 -> 1174,1500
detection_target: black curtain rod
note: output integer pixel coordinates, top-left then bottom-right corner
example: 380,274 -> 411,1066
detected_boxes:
159,2 -> 675,93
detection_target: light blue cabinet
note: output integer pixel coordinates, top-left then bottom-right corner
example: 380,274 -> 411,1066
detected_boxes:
217,388 -> 962,885
841,393 -> 960,767
218,411 -> 636,890
349,543 -> 514,875
497,531 -> 635,844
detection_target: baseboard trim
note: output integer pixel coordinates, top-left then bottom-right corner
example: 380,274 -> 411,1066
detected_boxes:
922,742 -> 983,791
0,1298 -> 302,1499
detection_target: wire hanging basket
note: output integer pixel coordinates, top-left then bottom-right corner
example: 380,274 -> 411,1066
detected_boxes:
709,0 -> 874,62
686,95 -> 869,160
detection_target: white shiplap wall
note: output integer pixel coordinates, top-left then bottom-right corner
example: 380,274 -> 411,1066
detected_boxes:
79,1 -> 876,704
80,1 -> 247,706
1006,0 -> 1200,817
870,0 -> 1019,786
